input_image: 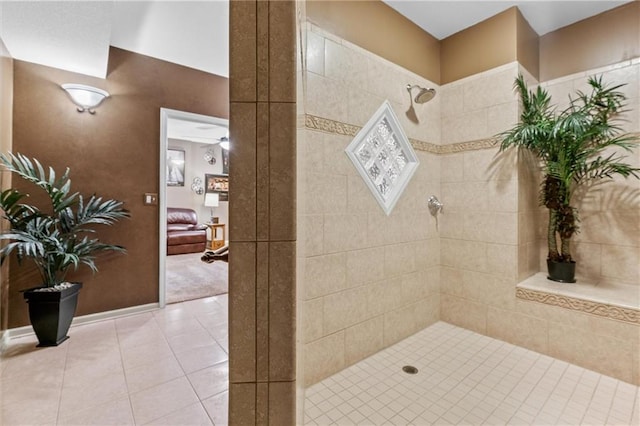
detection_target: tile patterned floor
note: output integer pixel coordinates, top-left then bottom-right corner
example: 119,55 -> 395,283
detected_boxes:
304,322 -> 640,426
0,295 -> 229,426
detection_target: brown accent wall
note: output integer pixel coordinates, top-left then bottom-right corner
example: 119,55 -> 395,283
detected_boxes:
441,7 -> 518,84
516,8 -> 539,81
540,1 -> 640,82
306,0 -> 440,83
0,36 -> 13,335
8,47 -> 228,328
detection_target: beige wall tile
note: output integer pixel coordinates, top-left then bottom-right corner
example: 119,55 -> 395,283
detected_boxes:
440,267 -> 464,297
303,253 -> 346,299
601,245 -> 639,283
268,0 -> 296,103
306,72 -> 348,122
487,307 -> 548,354
462,67 -> 518,112
347,174 -> 379,213
268,381 -> 296,425
440,84 -> 464,118
229,102 -> 257,242
462,271 -> 515,310
323,213 -> 369,253
345,316 -> 384,365
384,243 -> 417,278
323,133 -> 354,176
229,383 -> 256,425
415,239 -> 440,270
302,298 -> 323,343
269,242 -> 296,381
441,294 -> 487,334
302,130 -> 324,174
304,332 -> 345,386
229,1 -> 256,102
305,172 -> 347,215
487,101 -> 519,136
441,109 -> 487,144
486,243 -> 519,280
440,154 -> 464,183
383,301 -> 428,346
323,286 -> 370,335
346,86 -> 386,128
325,39 -> 368,90
229,242 -> 256,383
347,247 -> 385,287
303,215 -> 323,257
306,29 -> 325,76
549,324 -> 634,383
441,239 -> 488,273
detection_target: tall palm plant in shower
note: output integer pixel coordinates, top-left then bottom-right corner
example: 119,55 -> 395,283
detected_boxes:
499,74 -> 639,283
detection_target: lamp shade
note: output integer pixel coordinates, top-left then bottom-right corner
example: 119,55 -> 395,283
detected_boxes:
204,193 -> 219,207
61,83 -> 109,113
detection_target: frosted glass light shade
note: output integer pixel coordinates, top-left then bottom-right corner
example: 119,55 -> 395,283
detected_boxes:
345,100 -> 419,215
61,83 -> 109,113
204,193 -> 220,207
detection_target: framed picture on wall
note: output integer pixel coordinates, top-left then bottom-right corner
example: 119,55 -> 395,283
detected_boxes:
167,149 -> 185,186
205,174 -> 229,201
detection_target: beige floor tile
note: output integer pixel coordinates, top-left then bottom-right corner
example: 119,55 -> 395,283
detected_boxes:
129,376 -> 199,424
117,324 -> 167,350
0,399 -> 59,426
115,312 -> 156,331
187,361 -> 229,400
58,397 -> 134,426
0,369 -> 63,408
144,402 -> 213,425
202,391 -> 228,426
155,317 -> 205,338
167,329 -> 218,354
175,343 -> 228,374
59,371 -> 128,418
0,340 -> 67,379
124,355 -> 184,394
121,339 -> 174,371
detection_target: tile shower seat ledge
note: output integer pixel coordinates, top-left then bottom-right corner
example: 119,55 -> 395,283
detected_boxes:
517,272 -> 640,312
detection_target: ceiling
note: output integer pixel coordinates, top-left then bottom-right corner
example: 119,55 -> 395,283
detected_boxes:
0,1 -> 632,80
383,1 -> 632,40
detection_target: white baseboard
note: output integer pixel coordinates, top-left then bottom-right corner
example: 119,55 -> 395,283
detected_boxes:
5,303 -> 160,341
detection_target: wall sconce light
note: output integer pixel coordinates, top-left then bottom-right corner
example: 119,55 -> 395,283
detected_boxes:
191,177 -> 204,195
204,192 -> 220,223
61,83 -> 110,114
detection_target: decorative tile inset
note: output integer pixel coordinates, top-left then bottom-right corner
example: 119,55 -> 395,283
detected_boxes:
345,101 -> 419,215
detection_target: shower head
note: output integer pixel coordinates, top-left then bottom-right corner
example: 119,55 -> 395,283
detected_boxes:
407,84 -> 436,104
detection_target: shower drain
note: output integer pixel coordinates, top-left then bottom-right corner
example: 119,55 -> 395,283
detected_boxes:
402,365 -> 418,374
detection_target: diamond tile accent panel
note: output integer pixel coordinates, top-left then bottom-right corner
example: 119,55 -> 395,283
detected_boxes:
345,101 -> 419,215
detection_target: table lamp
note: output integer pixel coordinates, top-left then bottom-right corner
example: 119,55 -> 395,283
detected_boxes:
204,193 -> 220,223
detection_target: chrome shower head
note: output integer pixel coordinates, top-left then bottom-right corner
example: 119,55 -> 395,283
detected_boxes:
407,84 -> 436,104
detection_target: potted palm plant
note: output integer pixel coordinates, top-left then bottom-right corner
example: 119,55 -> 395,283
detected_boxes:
0,153 -> 130,346
499,74 -> 639,283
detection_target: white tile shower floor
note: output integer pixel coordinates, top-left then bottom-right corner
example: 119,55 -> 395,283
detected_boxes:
304,322 -> 639,426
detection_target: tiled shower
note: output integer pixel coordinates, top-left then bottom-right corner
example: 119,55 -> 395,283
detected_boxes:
296,15 -> 640,423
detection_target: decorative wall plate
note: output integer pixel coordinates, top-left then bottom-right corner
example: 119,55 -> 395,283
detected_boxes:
345,100 -> 419,215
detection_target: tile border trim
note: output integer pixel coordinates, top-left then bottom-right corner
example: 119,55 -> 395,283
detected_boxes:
305,114 -> 640,155
516,287 -> 639,325
304,113 -> 497,154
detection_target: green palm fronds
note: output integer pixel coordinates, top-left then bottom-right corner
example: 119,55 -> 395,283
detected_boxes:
498,74 -> 640,262
0,153 -> 130,286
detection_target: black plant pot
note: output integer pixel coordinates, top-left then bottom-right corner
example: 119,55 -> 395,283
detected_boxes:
547,260 -> 576,283
23,282 -> 83,347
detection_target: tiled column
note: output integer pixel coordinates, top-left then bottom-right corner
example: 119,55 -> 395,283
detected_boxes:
228,1 -> 297,424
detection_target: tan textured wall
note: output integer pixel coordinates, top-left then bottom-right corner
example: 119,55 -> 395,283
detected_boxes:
0,35 -> 13,337
306,0 -> 440,84
540,2 -> 640,82
441,7 -> 518,84
8,48 -> 228,328
228,0 -> 297,424
516,8 -> 539,81
299,23 -> 441,387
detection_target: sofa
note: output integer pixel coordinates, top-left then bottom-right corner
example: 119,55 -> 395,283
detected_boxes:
167,207 -> 207,255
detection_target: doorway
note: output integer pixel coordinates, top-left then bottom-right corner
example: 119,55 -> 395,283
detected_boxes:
159,108 -> 229,307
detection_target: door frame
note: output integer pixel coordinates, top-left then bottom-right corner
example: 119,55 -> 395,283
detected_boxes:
159,108 -> 229,307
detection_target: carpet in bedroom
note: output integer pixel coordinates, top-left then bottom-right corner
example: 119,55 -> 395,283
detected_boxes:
165,252 -> 228,304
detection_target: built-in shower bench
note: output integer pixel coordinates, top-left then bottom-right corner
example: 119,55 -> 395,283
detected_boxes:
516,272 -> 639,325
